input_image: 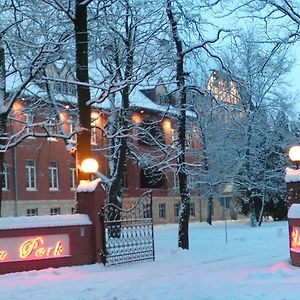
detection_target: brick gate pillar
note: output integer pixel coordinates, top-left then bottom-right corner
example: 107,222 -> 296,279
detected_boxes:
286,168 -> 300,208
76,179 -> 105,263
286,168 -> 300,266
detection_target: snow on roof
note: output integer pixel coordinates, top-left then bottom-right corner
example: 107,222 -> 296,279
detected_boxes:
288,204 -> 300,219
0,214 -> 92,230
99,86 -> 196,117
77,178 -> 101,193
285,167 -> 300,183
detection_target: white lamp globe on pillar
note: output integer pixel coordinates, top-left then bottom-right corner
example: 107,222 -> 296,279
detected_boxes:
81,158 -> 99,174
289,145 -> 300,169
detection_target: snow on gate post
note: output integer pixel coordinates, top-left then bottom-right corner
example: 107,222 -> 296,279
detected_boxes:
76,178 -> 105,264
286,145 -> 300,267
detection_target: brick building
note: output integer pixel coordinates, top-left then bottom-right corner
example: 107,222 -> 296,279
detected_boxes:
1,72 -> 243,223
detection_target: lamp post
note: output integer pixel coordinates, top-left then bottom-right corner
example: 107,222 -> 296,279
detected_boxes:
81,158 -> 99,174
289,145 -> 300,169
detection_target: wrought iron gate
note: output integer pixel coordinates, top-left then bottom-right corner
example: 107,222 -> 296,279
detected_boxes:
99,191 -> 155,266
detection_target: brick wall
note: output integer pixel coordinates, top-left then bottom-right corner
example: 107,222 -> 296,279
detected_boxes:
0,223 -> 95,275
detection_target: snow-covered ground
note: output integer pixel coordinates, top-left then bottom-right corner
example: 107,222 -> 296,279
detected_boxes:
0,220 -> 298,300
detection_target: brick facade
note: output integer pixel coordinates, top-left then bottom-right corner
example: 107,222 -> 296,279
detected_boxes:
2,84 -> 239,224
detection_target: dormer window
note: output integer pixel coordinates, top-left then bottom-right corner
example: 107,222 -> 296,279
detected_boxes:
54,81 -> 76,96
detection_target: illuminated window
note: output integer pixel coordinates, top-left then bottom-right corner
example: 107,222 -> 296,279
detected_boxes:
159,203 -> 166,219
174,203 -> 180,218
49,161 -> 59,190
25,160 -> 36,190
70,167 -> 76,190
2,164 -> 9,190
190,202 -> 195,217
27,208 -> 38,216
50,207 -> 61,215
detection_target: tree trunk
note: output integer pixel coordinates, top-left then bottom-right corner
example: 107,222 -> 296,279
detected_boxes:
207,194 -> 213,225
166,0 -> 191,249
0,41 -> 7,217
249,196 -> 257,227
74,0 -> 91,181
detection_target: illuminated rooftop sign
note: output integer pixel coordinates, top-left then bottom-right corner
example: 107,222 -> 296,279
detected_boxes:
0,234 -> 70,263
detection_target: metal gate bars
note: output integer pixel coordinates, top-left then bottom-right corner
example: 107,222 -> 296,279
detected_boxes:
99,191 -> 155,266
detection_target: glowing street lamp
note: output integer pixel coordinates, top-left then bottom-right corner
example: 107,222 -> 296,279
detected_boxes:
289,145 -> 300,169
81,158 -> 99,174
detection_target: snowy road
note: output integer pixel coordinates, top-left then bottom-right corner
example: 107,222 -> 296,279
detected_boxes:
0,221 -> 299,300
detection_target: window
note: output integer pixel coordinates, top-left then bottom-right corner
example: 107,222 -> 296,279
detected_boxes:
25,160 -> 36,190
138,122 -> 165,146
27,208 -> 38,216
140,168 -> 166,189
143,203 -> 152,218
186,133 -> 194,149
50,207 -> 61,215
2,164 -> 9,190
91,120 -> 97,145
70,167 -> 76,190
190,202 -> 195,217
47,119 -> 57,141
54,81 -> 76,96
174,203 -> 180,218
24,114 -> 33,134
69,121 -> 77,143
122,165 -> 128,188
170,129 -> 177,147
173,172 -> 179,189
159,203 -> 166,219
188,175 -> 196,189
49,161 -> 59,190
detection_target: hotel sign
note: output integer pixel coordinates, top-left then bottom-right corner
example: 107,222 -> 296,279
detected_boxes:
0,234 -> 70,263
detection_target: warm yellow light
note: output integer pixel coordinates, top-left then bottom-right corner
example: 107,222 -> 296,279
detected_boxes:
162,119 -> 172,132
91,111 -> 99,120
132,113 -> 142,124
289,146 -> 300,164
81,158 -> 99,173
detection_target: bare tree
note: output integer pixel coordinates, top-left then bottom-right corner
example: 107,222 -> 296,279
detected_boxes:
222,29 -> 294,226
88,0 -> 166,207
0,1 -> 74,215
165,0 -> 229,249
